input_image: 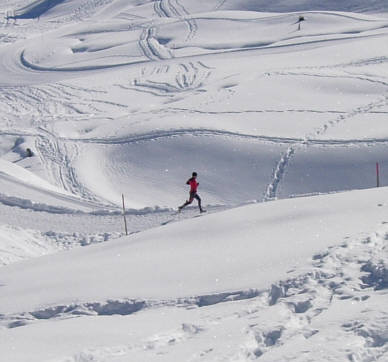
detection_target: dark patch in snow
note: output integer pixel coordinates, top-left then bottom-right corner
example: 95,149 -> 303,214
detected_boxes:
71,47 -> 88,54
312,251 -> 329,260
29,300 -> 146,320
358,328 -> 388,348
263,329 -> 283,346
85,300 -> 146,316
8,320 -> 28,328
361,261 -> 388,290
9,0 -> 66,20
157,37 -> 172,45
268,284 -> 286,305
290,299 -> 313,313
196,289 -> 260,307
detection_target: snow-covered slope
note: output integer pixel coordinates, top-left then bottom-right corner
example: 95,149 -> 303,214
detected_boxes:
1,0 -> 388,361
1,0 -> 388,209
3,186 -> 386,314
1,187 -> 388,361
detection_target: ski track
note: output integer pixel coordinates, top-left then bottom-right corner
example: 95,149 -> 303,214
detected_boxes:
5,122 -> 388,219
214,0 -> 227,11
281,55 -> 388,75
130,61 -> 211,95
172,0 -> 198,42
3,74 -> 388,214
272,70 -> 388,89
60,128 -> 388,147
2,14 -> 387,80
139,27 -> 164,61
5,122 -> 388,220
12,30 -> 388,75
35,133 -> 103,204
2,224 -> 387,361
154,0 -> 197,42
1,4 -> 388,360
263,93 -> 388,201
0,82 -> 117,130
136,0 -> 200,93
139,0 -> 197,61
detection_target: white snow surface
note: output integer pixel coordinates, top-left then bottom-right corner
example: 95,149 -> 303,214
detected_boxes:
1,0 -> 388,361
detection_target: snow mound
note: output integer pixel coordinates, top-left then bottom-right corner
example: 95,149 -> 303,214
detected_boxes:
0,186 -> 387,317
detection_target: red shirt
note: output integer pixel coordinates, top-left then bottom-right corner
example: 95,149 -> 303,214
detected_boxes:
187,177 -> 199,193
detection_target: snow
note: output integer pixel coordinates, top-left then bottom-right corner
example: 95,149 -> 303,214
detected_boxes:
1,0 -> 388,361
1,186 -> 388,316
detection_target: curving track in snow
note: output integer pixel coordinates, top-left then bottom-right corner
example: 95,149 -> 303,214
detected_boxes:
2,2 -> 388,360
263,93 -> 388,201
0,7 -> 387,84
1,1 -> 388,248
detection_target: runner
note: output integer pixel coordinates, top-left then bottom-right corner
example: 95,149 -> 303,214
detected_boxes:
178,172 -> 205,213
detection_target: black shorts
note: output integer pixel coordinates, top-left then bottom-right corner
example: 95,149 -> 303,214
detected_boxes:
189,191 -> 201,202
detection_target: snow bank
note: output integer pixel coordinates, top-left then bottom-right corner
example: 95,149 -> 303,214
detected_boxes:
0,224 -> 123,267
0,186 -> 387,316
1,191 -> 388,361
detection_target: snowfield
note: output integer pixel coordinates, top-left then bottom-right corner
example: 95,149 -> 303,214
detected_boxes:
1,0 -> 388,361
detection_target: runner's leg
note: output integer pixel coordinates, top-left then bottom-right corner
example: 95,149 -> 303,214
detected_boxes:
194,194 -> 203,212
179,192 -> 195,210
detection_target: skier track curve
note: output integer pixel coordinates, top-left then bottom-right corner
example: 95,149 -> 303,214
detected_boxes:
2,18 -> 386,86
263,94 -> 388,201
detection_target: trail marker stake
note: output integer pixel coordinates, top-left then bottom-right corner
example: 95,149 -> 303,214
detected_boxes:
376,162 -> 380,188
122,194 -> 128,236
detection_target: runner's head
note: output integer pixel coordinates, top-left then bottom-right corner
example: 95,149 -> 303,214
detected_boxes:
192,171 -> 197,177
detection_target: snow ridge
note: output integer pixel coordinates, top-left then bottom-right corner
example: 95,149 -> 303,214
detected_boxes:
0,192 -> 171,215
2,224 -> 388,360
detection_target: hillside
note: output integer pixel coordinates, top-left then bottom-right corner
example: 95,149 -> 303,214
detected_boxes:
1,1 -> 388,361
